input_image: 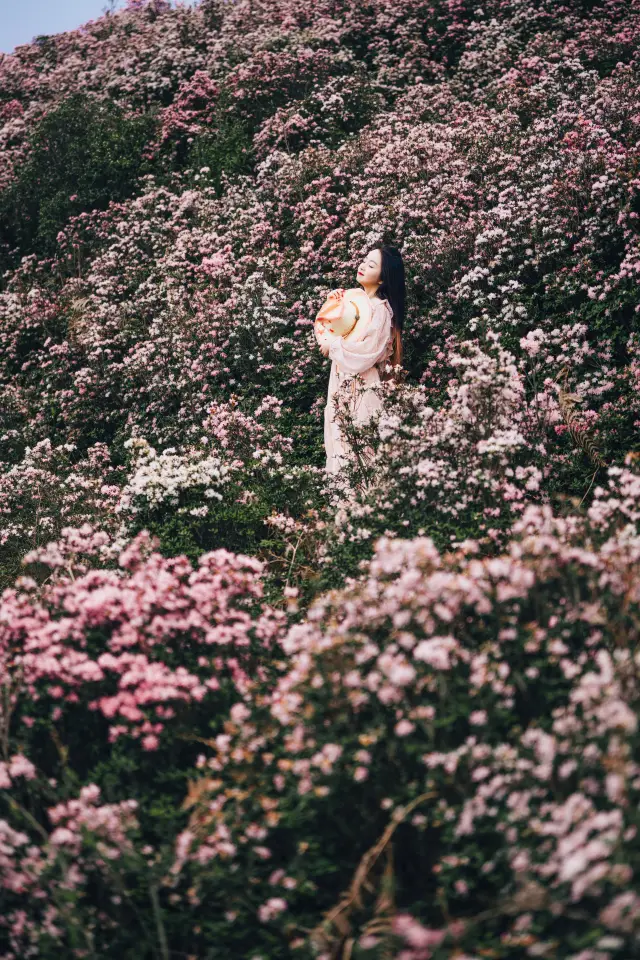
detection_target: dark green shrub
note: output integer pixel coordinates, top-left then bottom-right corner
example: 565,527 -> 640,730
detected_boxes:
0,94 -> 157,271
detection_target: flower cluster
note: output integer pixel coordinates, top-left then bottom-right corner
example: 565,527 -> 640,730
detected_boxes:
116,436 -> 232,515
171,469 -> 640,957
1,0 -> 640,956
325,338 -> 547,555
1,526 -> 286,748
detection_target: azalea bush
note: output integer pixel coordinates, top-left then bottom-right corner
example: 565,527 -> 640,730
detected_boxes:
1,0 -> 640,955
5,467 -> 639,957
0,523 -> 288,957
168,464 -> 640,960
0,94 -> 157,270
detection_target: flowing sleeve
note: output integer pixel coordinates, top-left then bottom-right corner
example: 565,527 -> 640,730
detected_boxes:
326,301 -> 392,375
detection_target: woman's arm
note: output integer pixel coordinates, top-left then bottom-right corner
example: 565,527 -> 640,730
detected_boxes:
325,302 -> 392,374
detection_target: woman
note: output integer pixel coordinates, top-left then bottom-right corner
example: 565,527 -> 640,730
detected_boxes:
315,244 -> 406,475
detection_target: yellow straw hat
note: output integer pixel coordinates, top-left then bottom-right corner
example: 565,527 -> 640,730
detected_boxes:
315,287 -> 373,339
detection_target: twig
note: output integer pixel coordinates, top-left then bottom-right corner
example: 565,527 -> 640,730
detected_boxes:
285,532 -> 304,589
150,882 -> 170,960
311,791 -> 436,951
579,464 -> 601,506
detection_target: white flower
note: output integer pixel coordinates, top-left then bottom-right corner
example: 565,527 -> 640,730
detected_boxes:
117,441 -> 230,513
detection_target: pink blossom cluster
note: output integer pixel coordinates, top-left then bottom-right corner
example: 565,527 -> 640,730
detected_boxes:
1,527 -> 285,748
0,439 -> 127,566
171,471 -> 640,954
47,784 -> 139,859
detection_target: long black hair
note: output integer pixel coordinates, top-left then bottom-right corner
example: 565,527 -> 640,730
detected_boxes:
371,244 -> 406,376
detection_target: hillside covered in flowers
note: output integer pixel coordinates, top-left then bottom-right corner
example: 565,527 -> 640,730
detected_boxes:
1,0 -> 640,957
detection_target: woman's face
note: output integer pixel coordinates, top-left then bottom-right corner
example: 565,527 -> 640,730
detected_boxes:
356,249 -> 382,288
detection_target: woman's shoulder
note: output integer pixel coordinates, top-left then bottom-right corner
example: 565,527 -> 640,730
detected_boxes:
371,297 -> 393,318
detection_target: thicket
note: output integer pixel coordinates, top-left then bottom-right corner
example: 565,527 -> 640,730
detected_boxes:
1,0 -> 640,957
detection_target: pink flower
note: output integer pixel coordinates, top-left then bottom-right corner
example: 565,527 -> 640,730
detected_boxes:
395,719 -> 415,736
393,914 -> 446,949
230,702 -> 251,723
80,784 -> 101,803
322,743 -> 343,763
469,710 -> 487,725
388,662 -> 416,686
258,897 -> 287,922
413,636 -> 459,670
8,755 -> 36,780
50,827 -> 77,847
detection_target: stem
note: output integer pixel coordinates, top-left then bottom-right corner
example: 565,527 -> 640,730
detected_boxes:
579,464 -> 601,506
285,533 -> 304,589
0,673 -> 19,760
150,882 -> 170,960
6,795 -> 49,841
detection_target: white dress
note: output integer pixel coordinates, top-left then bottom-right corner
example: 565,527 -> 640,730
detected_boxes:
315,297 -> 394,474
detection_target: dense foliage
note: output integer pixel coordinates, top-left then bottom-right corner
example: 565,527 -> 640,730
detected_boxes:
1,0 -> 640,957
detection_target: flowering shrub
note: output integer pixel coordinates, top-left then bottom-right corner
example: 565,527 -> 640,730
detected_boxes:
3,523 -> 285,741
170,466 -> 640,959
110,394 -> 329,572
252,66 -> 382,160
325,338 -> 546,551
0,440 -> 124,590
0,524 -> 287,956
1,0 -> 640,955
0,94 -> 156,268
116,436 -> 232,513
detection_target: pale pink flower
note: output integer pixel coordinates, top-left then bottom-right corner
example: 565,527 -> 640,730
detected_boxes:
395,719 -> 415,736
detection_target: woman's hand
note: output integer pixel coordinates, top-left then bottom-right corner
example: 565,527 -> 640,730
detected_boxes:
315,319 -> 333,357
316,289 -> 344,328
